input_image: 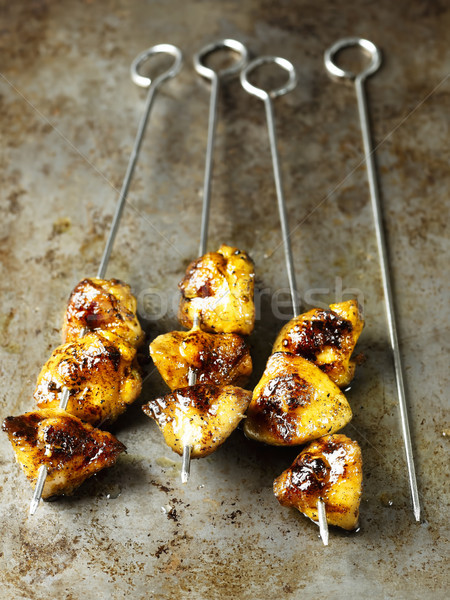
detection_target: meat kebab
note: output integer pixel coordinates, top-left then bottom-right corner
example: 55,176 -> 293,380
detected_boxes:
144,244 -> 255,476
2,43 -> 184,511
240,56 -> 365,543
145,41 -> 253,482
3,278 -> 143,502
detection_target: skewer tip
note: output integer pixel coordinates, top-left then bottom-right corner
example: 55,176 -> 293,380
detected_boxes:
181,445 -> 192,484
29,497 -> 40,516
414,503 -> 421,522
317,498 -> 329,546
29,464 -> 47,516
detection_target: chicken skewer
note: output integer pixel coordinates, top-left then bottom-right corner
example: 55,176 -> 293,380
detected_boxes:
324,38 -> 420,521
146,244 -> 255,480
240,56 -> 330,545
8,44 -> 183,515
178,40 -> 249,482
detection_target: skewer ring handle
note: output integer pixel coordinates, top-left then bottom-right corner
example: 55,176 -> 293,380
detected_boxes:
193,38 -> 249,81
240,56 -> 297,100
324,37 -> 381,81
131,43 -> 183,88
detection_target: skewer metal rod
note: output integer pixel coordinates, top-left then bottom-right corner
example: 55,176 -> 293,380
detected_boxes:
29,386 -> 72,515
198,74 -> 219,257
264,95 -> 299,317
317,499 -> 329,546
181,360 -> 198,483
59,387 -> 70,411
98,44 -> 183,279
29,465 -> 47,515
181,445 -> 192,484
180,40 -> 248,485
325,37 -> 420,522
194,39 -> 249,257
28,344 -> 82,513
240,57 -> 299,317
242,56 -> 330,544
188,366 -> 197,387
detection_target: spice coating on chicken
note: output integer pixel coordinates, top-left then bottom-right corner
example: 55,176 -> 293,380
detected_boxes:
272,300 -> 364,388
150,326 -> 252,389
142,384 -> 251,458
63,278 -> 144,348
2,409 -> 125,498
244,352 -> 352,446
273,434 -> 363,530
178,245 -> 255,335
34,331 -> 142,426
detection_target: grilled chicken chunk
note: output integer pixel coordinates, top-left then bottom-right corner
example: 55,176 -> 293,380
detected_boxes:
63,278 -> 144,348
150,325 -> 252,389
244,352 -> 352,446
2,409 -> 125,498
273,300 -> 364,388
273,434 -> 363,530
142,384 -> 251,458
34,331 -> 142,426
178,244 -> 255,335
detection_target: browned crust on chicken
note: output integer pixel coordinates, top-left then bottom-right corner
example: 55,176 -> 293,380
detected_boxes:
273,300 -> 364,388
178,245 -> 255,335
142,384 -> 251,458
149,327 -> 252,389
63,278 -> 144,348
34,331 -> 142,426
244,352 -> 352,446
2,409 -> 125,498
273,434 -> 363,530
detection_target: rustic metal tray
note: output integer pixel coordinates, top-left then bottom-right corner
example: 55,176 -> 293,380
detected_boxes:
1,1 -> 448,598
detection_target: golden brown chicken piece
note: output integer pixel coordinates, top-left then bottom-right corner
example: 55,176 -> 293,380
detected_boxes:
142,384 -> 251,458
2,409 -> 125,498
273,434 -> 363,530
149,324 -> 252,389
34,331 -> 142,427
63,278 -> 144,348
178,244 -> 255,335
244,352 -> 352,446
273,300 -> 364,388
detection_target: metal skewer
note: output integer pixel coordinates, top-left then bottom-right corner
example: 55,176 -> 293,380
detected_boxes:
29,44 -> 183,515
324,37 -> 420,522
193,39 -> 249,257
98,44 -> 183,278
241,56 -> 329,546
317,497 -> 329,546
29,387 -> 70,515
179,40 -> 249,484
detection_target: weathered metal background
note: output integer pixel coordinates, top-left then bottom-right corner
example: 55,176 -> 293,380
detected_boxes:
0,1 -> 448,598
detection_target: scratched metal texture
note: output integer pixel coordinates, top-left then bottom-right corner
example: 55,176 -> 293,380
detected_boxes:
0,1 -> 448,599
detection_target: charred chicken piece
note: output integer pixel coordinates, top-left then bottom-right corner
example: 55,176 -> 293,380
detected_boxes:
34,331 -> 142,427
142,384 -> 251,458
273,434 -> 363,530
149,324 -> 252,389
244,352 -> 352,446
2,409 -> 125,498
178,244 -> 255,335
63,278 -> 144,348
273,300 -> 364,388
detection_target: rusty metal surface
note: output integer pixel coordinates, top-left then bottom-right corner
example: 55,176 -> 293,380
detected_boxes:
0,1 -> 448,598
